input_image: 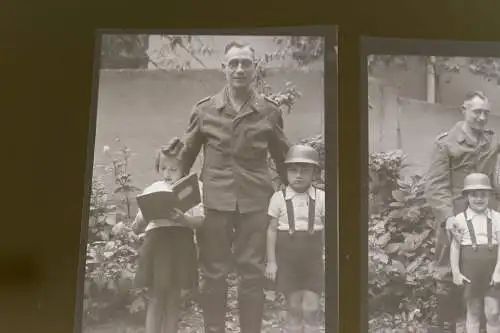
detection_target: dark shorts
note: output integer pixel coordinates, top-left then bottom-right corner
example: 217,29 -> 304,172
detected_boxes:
460,245 -> 500,300
135,226 -> 198,291
275,230 -> 324,295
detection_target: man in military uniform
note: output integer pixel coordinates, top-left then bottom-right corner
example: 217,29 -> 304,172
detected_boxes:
176,41 -> 290,333
424,91 -> 500,333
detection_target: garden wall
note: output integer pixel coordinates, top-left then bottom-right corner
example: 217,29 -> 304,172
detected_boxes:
369,77 -> 500,175
370,56 -> 500,116
93,69 -> 325,193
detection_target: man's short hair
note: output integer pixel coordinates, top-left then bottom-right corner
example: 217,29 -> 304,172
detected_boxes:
223,40 -> 256,58
461,90 -> 491,111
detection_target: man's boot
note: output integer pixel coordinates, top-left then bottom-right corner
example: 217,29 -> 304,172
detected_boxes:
201,281 -> 228,333
238,291 -> 265,333
437,281 -> 457,333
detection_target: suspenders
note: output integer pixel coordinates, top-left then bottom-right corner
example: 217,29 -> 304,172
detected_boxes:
463,209 -> 494,251
282,188 -> 316,235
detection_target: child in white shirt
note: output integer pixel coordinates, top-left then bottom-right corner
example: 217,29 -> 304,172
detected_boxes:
448,173 -> 500,333
265,144 -> 325,333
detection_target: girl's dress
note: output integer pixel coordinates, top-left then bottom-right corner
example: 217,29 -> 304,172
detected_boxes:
449,207 -> 500,299
133,181 -> 204,292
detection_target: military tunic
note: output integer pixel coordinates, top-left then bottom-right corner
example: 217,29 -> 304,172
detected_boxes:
179,86 -> 291,213
177,86 -> 291,333
424,121 -> 500,275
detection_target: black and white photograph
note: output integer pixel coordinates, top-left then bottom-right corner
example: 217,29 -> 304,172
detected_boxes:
365,39 -> 500,333
78,30 -> 336,333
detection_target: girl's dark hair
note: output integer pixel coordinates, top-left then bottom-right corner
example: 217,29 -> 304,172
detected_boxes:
154,137 -> 184,173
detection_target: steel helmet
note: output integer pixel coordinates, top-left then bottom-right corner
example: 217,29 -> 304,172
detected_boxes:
284,144 -> 320,167
462,173 -> 494,193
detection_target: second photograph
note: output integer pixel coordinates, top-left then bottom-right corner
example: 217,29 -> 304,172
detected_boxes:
364,38 -> 500,333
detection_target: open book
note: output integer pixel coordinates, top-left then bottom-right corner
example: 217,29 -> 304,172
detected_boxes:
136,173 -> 201,222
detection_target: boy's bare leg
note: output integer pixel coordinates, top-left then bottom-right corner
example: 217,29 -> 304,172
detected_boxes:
302,290 -> 321,333
484,296 -> 500,333
285,291 -> 303,333
482,299 -> 488,333
467,298 -> 483,333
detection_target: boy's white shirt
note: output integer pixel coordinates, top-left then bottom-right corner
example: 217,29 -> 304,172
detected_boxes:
268,185 -> 325,231
446,207 -> 500,245
133,180 -> 204,233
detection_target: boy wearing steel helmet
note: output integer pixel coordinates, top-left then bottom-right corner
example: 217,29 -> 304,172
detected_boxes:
447,173 -> 500,333
265,144 -> 325,333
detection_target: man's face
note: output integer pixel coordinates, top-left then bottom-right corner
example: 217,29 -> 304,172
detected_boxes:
463,96 -> 490,131
222,46 -> 256,90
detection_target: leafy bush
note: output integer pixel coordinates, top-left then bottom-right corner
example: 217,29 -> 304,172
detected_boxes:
369,150 -> 406,214
368,151 -> 438,332
84,172 -> 146,325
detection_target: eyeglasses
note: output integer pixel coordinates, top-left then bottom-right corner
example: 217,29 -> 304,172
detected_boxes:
226,58 -> 254,70
471,109 -> 490,116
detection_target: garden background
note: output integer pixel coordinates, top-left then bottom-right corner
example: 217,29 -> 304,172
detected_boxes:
83,35 -> 328,333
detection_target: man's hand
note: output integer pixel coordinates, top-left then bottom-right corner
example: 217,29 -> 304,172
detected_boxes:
491,271 -> 500,286
265,261 -> 278,282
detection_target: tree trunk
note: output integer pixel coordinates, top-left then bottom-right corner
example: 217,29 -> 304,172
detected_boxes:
434,72 -> 442,104
426,57 -> 436,103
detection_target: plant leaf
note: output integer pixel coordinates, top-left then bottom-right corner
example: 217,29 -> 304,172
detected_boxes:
377,232 -> 392,247
385,242 -> 402,254
103,251 -> 114,259
105,213 -> 116,226
388,209 -> 404,220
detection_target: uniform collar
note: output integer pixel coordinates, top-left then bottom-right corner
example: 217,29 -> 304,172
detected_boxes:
285,185 -> 316,200
453,121 -> 492,146
465,207 -> 492,221
213,86 -> 265,112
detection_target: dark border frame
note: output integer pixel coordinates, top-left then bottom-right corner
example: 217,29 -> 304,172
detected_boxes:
75,26 -> 338,333
361,37 -> 500,333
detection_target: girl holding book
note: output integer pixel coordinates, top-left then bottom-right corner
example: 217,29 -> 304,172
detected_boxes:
132,137 -> 204,333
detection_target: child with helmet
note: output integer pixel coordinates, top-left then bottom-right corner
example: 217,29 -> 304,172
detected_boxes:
265,144 -> 325,333
447,173 -> 500,333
